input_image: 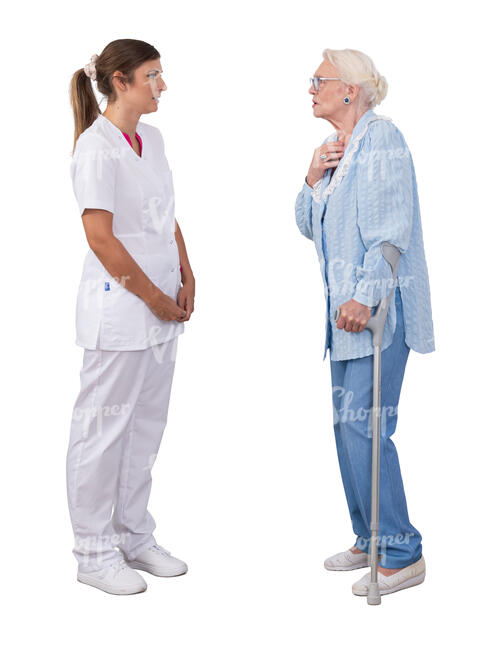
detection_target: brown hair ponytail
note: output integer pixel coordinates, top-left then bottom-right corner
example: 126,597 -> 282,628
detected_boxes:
69,39 -> 160,154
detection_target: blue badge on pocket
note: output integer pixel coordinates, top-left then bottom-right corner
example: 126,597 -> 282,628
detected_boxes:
105,282 -> 110,291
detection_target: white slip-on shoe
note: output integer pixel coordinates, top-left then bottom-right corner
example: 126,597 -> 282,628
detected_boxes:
77,558 -> 147,595
126,543 -> 188,577
352,555 -> 426,596
324,548 -> 369,571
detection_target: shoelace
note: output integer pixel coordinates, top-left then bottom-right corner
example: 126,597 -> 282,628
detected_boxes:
150,543 -> 172,557
108,558 -> 130,578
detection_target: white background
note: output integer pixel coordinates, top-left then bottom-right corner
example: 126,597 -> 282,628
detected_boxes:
2,0 -> 486,646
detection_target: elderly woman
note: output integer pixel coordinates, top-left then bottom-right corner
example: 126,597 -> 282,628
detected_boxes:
295,48 -> 435,598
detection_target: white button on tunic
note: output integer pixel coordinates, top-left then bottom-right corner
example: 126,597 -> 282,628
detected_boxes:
71,114 -> 184,350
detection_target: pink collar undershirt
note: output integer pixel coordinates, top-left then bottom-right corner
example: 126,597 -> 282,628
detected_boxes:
122,131 -> 143,155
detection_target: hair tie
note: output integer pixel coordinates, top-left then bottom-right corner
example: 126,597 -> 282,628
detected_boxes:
84,54 -> 99,81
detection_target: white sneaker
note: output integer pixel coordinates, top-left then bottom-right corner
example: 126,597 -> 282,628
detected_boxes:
352,555 -> 426,596
77,558 -> 147,595
126,543 -> 188,577
324,548 -> 369,571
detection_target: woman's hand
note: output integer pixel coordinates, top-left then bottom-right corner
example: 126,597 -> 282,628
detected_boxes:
306,140 -> 345,187
146,287 -> 187,322
335,299 -> 372,333
176,278 -> 195,322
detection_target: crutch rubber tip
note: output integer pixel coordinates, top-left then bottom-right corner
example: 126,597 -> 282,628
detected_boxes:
367,583 -> 381,605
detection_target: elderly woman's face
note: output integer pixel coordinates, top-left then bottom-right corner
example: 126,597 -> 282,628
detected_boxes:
309,59 -> 347,118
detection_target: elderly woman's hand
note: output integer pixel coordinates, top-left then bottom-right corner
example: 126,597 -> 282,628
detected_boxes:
306,140 -> 345,187
336,299 -> 372,333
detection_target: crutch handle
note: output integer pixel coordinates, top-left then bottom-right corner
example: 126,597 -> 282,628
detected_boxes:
333,242 -> 402,346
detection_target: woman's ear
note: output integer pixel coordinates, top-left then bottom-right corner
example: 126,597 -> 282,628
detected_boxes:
347,84 -> 359,101
112,70 -> 128,93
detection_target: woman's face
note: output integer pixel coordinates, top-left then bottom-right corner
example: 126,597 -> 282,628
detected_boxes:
309,59 -> 349,119
113,58 -> 167,114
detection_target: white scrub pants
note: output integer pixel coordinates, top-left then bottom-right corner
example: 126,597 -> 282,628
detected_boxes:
66,336 -> 178,572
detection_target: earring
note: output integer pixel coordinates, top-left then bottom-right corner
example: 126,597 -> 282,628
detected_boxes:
343,97 -> 350,104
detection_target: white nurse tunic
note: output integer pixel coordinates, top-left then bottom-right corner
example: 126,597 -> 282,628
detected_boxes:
70,113 -> 184,350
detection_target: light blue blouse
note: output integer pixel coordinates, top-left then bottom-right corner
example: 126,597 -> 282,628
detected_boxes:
295,108 -> 435,361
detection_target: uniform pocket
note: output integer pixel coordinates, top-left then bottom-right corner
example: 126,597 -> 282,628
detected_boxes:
102,278 -> 147,346
75,278 -> 104,348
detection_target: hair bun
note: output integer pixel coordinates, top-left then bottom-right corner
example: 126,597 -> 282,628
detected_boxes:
374,74 -> 388,106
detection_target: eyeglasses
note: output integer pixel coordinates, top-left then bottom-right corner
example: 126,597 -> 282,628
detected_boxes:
146,70 -> 163,81
310,76 -> 340,91
145,69 -> 165,95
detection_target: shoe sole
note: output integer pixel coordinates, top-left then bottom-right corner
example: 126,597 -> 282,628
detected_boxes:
126,560 -> 188,577
352,571 -> 426,596
77,574 -> 147,595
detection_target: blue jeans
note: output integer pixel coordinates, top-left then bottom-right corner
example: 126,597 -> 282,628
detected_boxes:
329,287 -> 422,569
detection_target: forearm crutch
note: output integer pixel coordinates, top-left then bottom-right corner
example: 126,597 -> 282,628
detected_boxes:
334,242 -> 402,605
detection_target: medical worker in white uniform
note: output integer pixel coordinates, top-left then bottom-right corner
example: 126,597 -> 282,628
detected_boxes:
67,39 -> 195,595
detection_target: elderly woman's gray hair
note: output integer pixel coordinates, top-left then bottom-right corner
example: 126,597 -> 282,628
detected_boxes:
323,48 -> 388,109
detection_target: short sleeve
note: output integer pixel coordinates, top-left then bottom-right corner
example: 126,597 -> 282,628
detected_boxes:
70,132 -> 117,216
